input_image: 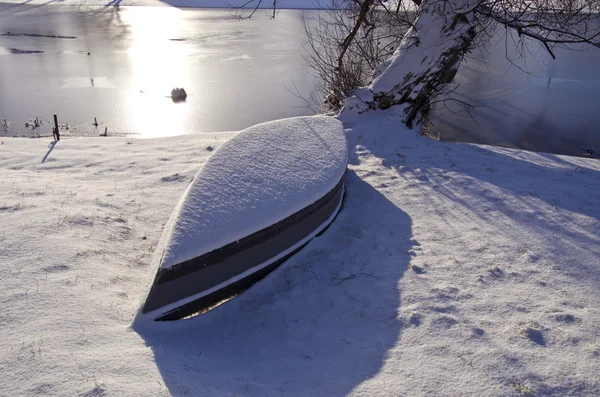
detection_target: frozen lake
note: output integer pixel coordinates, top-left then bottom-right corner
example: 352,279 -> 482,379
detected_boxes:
426,29 -> 600,157
0,5 -> 316,138
1,4 -> 599,156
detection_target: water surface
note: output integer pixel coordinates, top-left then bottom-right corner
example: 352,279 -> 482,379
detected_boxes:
0,5 -> 316,138
1,4 -> 599,157
426,30 -> 600,157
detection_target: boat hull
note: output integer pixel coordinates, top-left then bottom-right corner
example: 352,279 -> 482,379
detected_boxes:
141,176 -> 345,321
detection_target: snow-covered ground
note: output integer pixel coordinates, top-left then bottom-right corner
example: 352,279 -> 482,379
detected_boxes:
1,114 -> 599,396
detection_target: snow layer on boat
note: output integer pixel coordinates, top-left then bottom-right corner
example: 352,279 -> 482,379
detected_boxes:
158,116 -> 348,270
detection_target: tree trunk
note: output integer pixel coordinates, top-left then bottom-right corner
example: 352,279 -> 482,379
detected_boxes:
340,0 -> 476,129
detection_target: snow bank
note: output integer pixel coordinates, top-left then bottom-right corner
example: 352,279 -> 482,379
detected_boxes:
1,115 -> 599,396
157,115 -> 347,270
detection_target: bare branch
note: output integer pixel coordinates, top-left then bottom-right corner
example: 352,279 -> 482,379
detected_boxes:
230,0 -> 277,19
338,0 -> 376,72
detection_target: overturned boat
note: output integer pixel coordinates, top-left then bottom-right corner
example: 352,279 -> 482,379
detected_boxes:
138,116 -> 348,321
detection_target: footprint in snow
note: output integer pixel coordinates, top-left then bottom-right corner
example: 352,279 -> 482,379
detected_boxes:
472,327 -> 485,336
160,173 -> 186,183
431,315 -> 459,329
409,264 -> 425,274
488,266 -> 504,277
554,313 -> 577,323
408,313 -> 422,326
519,324 -> 546,346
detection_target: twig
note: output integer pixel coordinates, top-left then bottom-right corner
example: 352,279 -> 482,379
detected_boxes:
330,271 -> 379,285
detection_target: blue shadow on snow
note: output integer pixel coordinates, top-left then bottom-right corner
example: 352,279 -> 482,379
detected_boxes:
134,170 -> 414,396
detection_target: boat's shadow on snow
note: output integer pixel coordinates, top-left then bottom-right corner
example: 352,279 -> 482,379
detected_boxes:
134,170 -> 414,396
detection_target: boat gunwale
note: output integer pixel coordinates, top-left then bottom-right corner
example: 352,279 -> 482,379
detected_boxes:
141,174 -> 346,318
154,175 -> 346,284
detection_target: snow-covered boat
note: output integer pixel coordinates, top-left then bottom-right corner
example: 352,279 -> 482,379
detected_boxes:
138,116 -> 348,321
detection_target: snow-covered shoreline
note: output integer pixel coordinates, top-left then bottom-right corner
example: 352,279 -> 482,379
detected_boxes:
1,115 -> 599,396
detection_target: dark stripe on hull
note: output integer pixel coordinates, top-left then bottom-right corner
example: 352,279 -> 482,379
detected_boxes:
142,175 -> 346,320
156,239 -> 310,321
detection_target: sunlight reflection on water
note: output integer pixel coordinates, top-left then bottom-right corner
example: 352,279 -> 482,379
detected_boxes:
0,6 -> 316,138
124,7 -> 190,138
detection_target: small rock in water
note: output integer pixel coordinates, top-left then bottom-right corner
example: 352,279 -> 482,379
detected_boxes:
171,87 -> 187,102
